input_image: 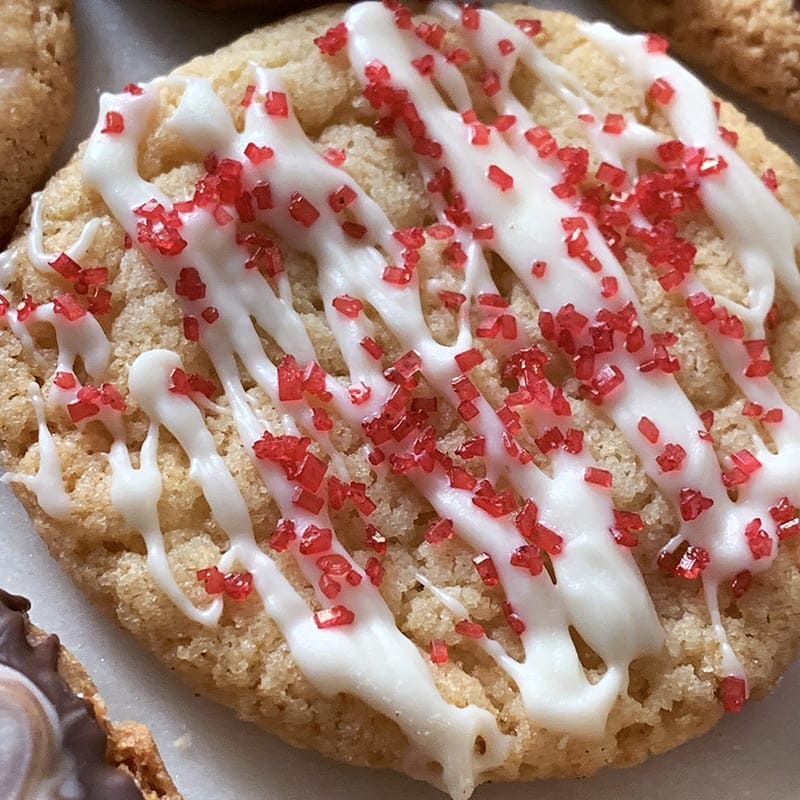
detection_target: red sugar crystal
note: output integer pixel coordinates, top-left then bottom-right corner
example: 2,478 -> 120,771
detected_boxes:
455,619 -> 484,639
455,348 -> 483,372
332,294 -> 363,319
602,113 -> 625,134
319,574 -> 341,599
430,639 -> 448,664
244,142 -> 273,164
328,185 -> 357,212
679,488 -> 714,521
600,276 -> 618,298
253,182 -> 273,210
761,168 -> 779,193
481,70 -> 500,97
596,162 -> 626,189
515,18 -> 542,37
462,5 -> 479,29
497,38 -> 515,56
124,83 -> 144,95
101,111 -> 124,134
49,252 -> 81,280
509,544 -> 543,576
348,382 -> 371,405
182,316 -> 200,341
365,525 -> 387,554
175,267 -> 206,301
525,126 -> 557,158
277,354 -> 303,401
719,676 -> 746,713
240,84 -> 256,107
502,601 -> 526,635
674,545 -> 710,579
360,336 -> 383,360
53,294 -> 86,322
197,566 -> 226,595
269,519 -> 297,552
745,518 -> 772,559
314,22 -> 348,56
645,33 -> 669,53
648,78 -> 675,105
293,488 -> 324,515
53,371 -> 76,390
731,570 -> 752,598
264,91 -> 289,117
439,290 -> 466,310
638,416 -> 660,444
763,408 -> 783,423
314,605 -> 355,629
472,553 -> 499,586
425,517 -> 454,544
531,260 -> 547,278
299,525 -> 332,554
365,556 -> 385,586
584,467 -> 612,488
288,193 -> 320,228
224,572 -> 253,601
656,443 -> 686,472
457,436 -> 485,459
487,164 -> 514,191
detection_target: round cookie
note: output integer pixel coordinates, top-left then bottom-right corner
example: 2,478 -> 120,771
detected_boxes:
605,0 -> 800,123
1,3 -> 800,797
0,0 -> 76,244
0,589 -> 181,800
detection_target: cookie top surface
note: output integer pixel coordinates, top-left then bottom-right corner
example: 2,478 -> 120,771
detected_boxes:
0,0 -> 76,243
0,589 -> 180,800
606,0 -> 800,123
0,3 -> 799,797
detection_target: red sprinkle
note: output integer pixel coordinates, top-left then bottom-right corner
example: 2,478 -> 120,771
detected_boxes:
430,639 -> 448,664
487,165 -> 514,191
332,294 -> 363,319
472,552 -> 499,586
101,111 -> 124,134
314,22 -> 348,56
264,91 -> 289,117
314,605 -> 355,629
719,676 -> 746,713
288,193 -> 320,228
638,416 -> 660,444
455,619 -> 484,639
648,78 -> 675,105
584,467 -> 612,488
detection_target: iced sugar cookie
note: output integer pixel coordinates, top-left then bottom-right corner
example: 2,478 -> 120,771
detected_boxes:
0,3 -> 799,797
606,0 -> 800,123
0,589 -> 181,799
0,0 -> 76,243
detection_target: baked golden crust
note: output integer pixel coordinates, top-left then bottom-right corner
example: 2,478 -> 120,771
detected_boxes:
0,0 -> 76,243
606,0 -> 800,122
0,3 -> 799,789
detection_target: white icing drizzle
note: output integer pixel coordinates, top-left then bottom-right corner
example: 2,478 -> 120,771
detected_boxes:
6,3 -> 800,794
27,192 -> 103,275
1,383 -> 70,521
582,24 -> 800,334
0,664 -> 82,800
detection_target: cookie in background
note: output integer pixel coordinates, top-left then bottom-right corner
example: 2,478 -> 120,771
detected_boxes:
0,0 -> 76,244
605,0 -> 800,123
